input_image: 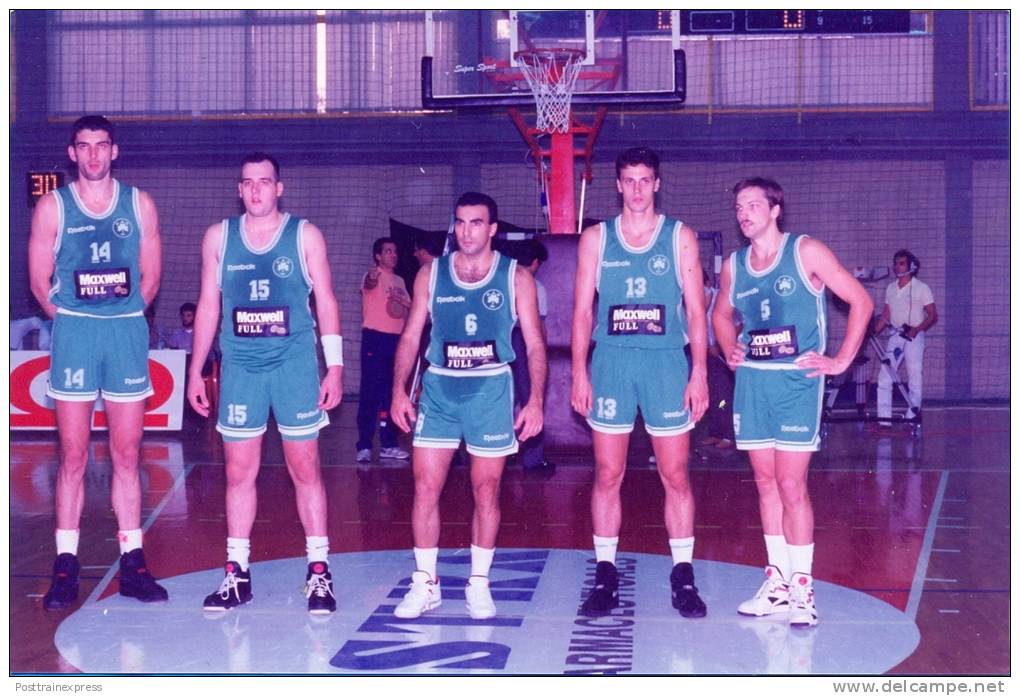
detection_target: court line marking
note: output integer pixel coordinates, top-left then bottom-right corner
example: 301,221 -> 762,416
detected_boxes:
938,609 -> 960,614
925,578 -> 958,583
83,461 -> 197,606
905,469 -> 948,620
931,548 -> 960,553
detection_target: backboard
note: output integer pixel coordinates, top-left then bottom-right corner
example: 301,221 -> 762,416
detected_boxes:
422,10 -> 685,108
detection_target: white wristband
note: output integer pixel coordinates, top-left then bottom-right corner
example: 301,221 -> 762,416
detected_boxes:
321,334 -> 343,367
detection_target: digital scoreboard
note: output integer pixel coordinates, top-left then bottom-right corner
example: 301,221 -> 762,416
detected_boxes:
681,10 -> 914,35
27,171 -> 64,207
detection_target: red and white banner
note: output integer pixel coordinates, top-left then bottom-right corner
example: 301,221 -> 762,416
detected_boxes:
10,350 -> 187,431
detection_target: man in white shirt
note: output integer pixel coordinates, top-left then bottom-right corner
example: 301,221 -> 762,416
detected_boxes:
872,250 -> 937,423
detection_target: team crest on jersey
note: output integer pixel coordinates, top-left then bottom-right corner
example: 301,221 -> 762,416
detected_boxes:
648,254 -> 670,276
272,256 -> 294,278
775,275 -> 796,296
482,289 -> 504,311
112,218 -> 132,238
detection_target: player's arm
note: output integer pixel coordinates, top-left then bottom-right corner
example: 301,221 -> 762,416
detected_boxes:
570,224 -> 600,417
676,224 -> 708,422
795,237 -> 874,377
513,265 -> 547,441
390,263 -> 433,433
137,191 -> 162,306
27,193 -> 60,319
712,256 -> 745,371
302,222 -> 343,410
187,222 -> 225,417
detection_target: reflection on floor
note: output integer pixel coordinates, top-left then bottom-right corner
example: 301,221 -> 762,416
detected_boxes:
10,406 -> 1010,675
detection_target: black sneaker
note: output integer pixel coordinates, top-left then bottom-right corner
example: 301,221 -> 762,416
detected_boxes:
203,562 -> 253,611
580,561 -> 619,616
118,548 -> 169,603
305,561 -> 336,615
670,562 -> 707,618
43,553 -> 80,611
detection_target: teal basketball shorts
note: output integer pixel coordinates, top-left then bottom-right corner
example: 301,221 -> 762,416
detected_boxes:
47,311 -> 152,403
733,365 -> 823,451
217,349 -> 327,441
587,343 -> 693,436
413,367 -> 518,457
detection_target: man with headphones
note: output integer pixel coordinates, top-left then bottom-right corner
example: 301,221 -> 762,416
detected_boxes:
872,250 -> 937,424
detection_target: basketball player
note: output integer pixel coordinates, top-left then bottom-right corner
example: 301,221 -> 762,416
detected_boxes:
29,115 -> 167,609
712,177 -> 873,627
571,147 -> 710,618
187,153 -> 344,614
389,192 -> 546,620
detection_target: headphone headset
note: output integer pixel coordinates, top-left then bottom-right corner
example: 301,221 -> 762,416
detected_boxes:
894,249 -> 919,276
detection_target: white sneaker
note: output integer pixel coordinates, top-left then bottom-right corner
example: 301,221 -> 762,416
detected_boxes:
737,565 -> 791,616
394,570 -> 441,618
356,449 -> 372,463
465,575 -> 497,619
788,572 -> 819,627
380,447 -> 410,460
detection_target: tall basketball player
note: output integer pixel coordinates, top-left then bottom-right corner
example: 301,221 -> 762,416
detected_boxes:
571,147 -> 710,619
29,115 -> 167,610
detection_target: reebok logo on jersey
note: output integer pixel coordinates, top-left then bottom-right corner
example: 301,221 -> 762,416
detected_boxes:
227,263 -> 256,272
66,225 -> 96,234
296,410 -> 319,420
483,432 -> 510,442
124,377 -> 146,385
601,260 -> 631,268
736,287 -> 759,300
781,424 -> 809,433
662,410 -> 686,419
436,295 -> 466,304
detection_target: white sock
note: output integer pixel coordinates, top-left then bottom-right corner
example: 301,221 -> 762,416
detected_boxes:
668,537 -> 695,565
470,545 -> 495,578
306,536 -> 329,565
227,537 -> 251,571
764,534 -> 791,580
788,543 -> 815,577
55,528 -> 80,556
593,535 -> 619,565
118,528 -> 143,555
413,546 -> 439,581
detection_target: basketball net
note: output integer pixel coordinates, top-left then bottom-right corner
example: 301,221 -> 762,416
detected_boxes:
515,49 -> 585,134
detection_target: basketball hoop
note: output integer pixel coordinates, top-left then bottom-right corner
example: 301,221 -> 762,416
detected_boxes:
514,49 -> 585,134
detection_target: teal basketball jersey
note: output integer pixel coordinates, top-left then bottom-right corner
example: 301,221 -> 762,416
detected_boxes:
593,214 -> 687,349
50,180 -> 145,316
426,251 -> 517,375
729,233 -> 827,366
217,214 -> 316,370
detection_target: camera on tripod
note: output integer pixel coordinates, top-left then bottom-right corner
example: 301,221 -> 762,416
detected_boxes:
898,324 -> 914,341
